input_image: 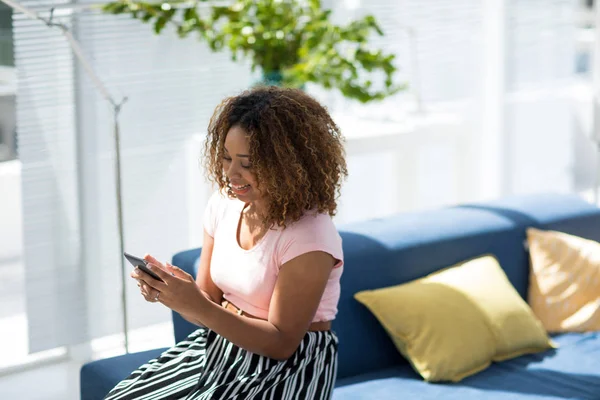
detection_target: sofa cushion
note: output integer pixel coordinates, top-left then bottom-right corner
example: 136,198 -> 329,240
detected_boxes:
333,332 -> 600,399
354,255 -> 552,382
355,276 -> 496,382
334,209 -> 526,380
527,227 -> 600,333
80,347 -> 168,400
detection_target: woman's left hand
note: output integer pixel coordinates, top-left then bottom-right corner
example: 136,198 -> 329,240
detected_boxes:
132,254 -> 207,317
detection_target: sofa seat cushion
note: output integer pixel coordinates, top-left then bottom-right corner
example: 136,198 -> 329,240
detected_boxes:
80,347 -> 168,400
333,332 -> 600,399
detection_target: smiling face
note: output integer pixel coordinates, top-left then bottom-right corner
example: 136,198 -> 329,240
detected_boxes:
205,86 -> 347,228
223,125 -> 262,205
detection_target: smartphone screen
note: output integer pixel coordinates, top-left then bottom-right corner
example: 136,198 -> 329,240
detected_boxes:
124,252 -> 164,282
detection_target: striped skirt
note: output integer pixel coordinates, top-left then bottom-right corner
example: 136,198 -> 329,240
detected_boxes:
104,327 -> 338,400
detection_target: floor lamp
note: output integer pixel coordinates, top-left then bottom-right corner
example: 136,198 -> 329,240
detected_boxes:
2,0 -> 132,353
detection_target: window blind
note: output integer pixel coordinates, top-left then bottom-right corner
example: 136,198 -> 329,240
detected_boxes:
14,0 -> 252,352
13,0 -> 84,353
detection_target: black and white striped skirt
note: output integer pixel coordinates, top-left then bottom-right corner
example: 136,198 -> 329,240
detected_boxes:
104,327 -> 338,400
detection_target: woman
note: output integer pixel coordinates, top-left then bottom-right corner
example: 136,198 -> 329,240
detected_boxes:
106,86 -> 348,400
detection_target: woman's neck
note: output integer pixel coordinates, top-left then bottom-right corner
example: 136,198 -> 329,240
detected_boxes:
243,201 -> 268,227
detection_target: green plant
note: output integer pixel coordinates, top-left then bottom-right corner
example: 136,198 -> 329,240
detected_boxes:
102,0 -> 405,103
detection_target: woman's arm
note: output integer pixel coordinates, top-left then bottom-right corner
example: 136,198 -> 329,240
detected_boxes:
138,246 -> 335,360
185,250 -> 334,360
195,231 -> 223,303
180,230 -> 223,325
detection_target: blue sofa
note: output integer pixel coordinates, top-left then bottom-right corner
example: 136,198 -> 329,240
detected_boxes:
81,193 -> 600,399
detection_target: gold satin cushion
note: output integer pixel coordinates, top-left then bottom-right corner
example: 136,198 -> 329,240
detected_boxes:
355,255 -> 553,382
527,228 -> 600,332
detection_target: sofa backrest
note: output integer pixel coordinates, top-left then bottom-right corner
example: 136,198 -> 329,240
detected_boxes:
333,193 -> 600,380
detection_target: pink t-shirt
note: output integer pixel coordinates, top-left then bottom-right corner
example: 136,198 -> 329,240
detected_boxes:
203,190 -> 344,322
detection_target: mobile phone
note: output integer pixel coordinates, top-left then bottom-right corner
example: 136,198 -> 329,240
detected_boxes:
124,252 -> 164,282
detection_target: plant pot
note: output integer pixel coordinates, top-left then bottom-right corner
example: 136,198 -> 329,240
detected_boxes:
261,71 -> 283,86
255,70 -> 306,90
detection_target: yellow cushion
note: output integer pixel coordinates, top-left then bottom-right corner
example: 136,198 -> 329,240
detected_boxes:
354,255 -> 553,382
527,228 -> 600,333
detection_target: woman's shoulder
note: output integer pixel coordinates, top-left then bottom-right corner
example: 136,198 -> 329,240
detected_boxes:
274,210 -> 343,266
281,211 -> 340,241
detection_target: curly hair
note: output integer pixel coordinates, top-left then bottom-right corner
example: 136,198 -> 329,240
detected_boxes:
203,86 -> 348,228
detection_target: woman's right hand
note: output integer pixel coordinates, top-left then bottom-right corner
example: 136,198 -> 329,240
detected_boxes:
132,269 -> 161,303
